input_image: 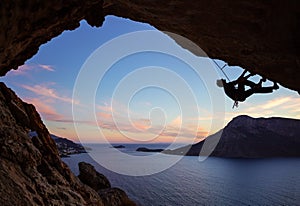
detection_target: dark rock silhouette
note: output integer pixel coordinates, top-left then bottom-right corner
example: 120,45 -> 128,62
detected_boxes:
0,82 -> 103,205
164,115 -> 300,158
78,162 -> 136,206
98,188 -> 136,206
0,1 -> 299,92
113,145 -> 125,149
0,82 -> 135,206
136,147 -> 164,152
78,162 -> 111,191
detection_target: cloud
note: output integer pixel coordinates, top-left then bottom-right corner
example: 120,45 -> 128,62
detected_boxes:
96,110 -> 208,140
280,99 -> 300,113
97,112 -> 112,119
95,100 -> 210,140
160,125 -> 207,139
260,97 -> 291,109
170,115 -> 182,127
38,64 -> 55,72
24,98 -> 63,120
97,115 -> 150,133
242,96 -> 300,114
21,84 -> 78,104
132,119 -> 151,131
222,95 -> 300,123
52,119 -> 94,124
8,64 -> 55,75
97,104 -> 113,113
96,100 -> 154,133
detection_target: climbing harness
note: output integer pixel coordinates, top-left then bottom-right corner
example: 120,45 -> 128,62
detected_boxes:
232,100 -> 239,109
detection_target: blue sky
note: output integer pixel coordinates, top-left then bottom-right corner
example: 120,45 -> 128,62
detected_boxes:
1,16 -> 299,143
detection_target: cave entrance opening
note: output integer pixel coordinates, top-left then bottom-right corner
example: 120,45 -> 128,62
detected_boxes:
1,16 -> 221,144
1,15 -> 298,145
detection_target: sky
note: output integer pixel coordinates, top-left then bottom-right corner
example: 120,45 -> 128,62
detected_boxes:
1,16 -> 299,144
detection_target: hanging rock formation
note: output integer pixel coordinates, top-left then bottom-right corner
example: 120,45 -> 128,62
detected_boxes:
0,0 -> 299,92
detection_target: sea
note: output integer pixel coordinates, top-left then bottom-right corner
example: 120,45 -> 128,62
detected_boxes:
62,144 -> 300,206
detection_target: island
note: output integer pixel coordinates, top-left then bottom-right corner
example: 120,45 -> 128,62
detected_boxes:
136,147 -> 164,152
113,145 -> 126,149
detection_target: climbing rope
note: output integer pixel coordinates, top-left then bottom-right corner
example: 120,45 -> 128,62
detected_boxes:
212,59 -> 241,109
212,59 -> 230,82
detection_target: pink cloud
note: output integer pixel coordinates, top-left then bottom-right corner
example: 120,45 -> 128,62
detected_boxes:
260,97 -> 291,109
97,100 -> 138,117
132,119 -> 151,131
8,64 -> 55,75
95,100 -> 208,140
38,64 -> 55,72
97,104 -> 113,113
96,112 -> 207,140
24,98 -> 63,120
53,119 -> 94,124
97,112 -> 112,119
21,84 -> 77,104
170,115 -> 182,127
97,116 -> 151,133
233,95 -> 300,119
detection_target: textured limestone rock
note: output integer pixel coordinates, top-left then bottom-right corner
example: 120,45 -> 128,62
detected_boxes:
98,188 -> 136,206
0,82 -> 104,206
0,0 -> 105,76
0,0 -> 299,92
78,162 -> 111,191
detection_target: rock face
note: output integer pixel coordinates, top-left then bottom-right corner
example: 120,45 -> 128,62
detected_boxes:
0,82 -> 103,205
0,1 -> 299,92
98,188 -> 136,206
0,82 -> 136,205
164,115 -> 300,158
78,162 -> 136,206
78,162 -> 111,191
0,0 -> 105,76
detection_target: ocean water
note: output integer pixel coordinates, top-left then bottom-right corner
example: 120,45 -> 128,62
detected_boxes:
63,144 -> 300,206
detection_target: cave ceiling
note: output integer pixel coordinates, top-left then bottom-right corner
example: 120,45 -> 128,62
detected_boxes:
0,0 -> 299,92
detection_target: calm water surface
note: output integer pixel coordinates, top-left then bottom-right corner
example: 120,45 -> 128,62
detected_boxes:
63,144 -> 300,206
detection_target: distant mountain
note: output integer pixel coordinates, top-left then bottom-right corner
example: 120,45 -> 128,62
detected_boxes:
50,134 -> 87,157
163,115 -> 300,158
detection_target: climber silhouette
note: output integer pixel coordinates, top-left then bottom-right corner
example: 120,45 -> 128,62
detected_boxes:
216,70 -> 279,107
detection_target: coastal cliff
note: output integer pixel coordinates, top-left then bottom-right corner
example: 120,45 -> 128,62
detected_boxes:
164,115 -> 300,158
0,82 -> 134,206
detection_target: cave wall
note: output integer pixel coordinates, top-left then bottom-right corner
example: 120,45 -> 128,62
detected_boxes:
0,82 -> 104,205
0,0 -> 299,92
0,82 -> 136,205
